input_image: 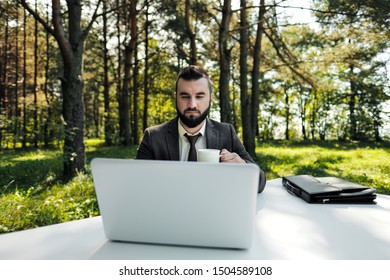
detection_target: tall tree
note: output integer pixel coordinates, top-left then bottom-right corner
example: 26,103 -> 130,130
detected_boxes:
142,0 -> 151,131
119,0 -> 137,146
185,0 -> 197,64
250,0 -> 266,136
132,3 -> 139,145
0,7 -> 10,149
13,5 -> 20,148
239,0 -> 255,156
131,0 -> 139,145
0,4 -> 9,149
19,0 -> 103,178
218,0 -> 232,124
283,84 -> 290,140
348,63 -> 358,140
43,1 -> 51,148
159,0 -> 197,65
314,0 -> 389,140
33,0 -> 38,147
102,0 -> 113,145
115,0 -> 123,143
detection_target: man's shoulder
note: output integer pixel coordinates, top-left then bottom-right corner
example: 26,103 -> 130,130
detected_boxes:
208,118 -> 234,131
145,118 -> 177,134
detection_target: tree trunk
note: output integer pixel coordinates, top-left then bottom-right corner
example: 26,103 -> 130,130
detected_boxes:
33,0 -> 38,147
43,2 -> 52,148
131,0 -> 138,144
239,0 -> 255,156
143,0 -> 150,131
119,0 -> 135,146
61,70 -> 85,178
132,45 -> 139,145
218,0 -> 232,124
93,90 -> 100,138
14,6 -> 20,148
20,0 -> 102,178
373,105 -> 381,141
102,0 -> 112,145
310,89 -> 317,140
349,64 -> 358,141
2,13 -> 10,148
57,0 -> 86,178
185,0 -> 197,64
22,7 -> 27,148
119,52 -> 132,145
0,12 -> 9,150
120,56 -> 131,146
284,86 -> 290,140
116,0 -> 122,144
251,0 -> 266,136
298,85 -> 307,140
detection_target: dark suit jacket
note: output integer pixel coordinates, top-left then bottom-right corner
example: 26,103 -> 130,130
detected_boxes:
136,117 -> 266,193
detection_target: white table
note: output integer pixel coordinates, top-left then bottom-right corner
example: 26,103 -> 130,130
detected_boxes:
0,179 -> 389,260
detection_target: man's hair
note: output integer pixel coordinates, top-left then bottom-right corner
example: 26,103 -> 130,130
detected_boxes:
175,65 -> 213,95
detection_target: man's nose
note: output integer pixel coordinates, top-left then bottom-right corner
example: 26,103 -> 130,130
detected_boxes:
188,97 -> 197,108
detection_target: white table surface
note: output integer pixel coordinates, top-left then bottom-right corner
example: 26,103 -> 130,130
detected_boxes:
0,178 -> 389,260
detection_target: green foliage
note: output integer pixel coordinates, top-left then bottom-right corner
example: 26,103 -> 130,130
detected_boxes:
313,0 -> 390,30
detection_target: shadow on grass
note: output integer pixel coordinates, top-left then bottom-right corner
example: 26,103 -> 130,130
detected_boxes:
85,144 -> 138,164
0,149 -> 63,194
293,155 -> 345,176
0,145 -> 138,195
257,139 -> 390,152
256,152 -> 345,180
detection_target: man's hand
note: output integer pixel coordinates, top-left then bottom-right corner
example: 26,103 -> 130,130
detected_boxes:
220,149 -> 246,163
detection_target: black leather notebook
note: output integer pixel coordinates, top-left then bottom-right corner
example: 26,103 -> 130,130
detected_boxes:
282,175 -> 377,204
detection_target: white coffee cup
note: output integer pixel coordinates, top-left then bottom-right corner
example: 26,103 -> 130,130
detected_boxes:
197,149 -> 221,163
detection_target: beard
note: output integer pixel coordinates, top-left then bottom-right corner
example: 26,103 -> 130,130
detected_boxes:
176,103 -> 211,128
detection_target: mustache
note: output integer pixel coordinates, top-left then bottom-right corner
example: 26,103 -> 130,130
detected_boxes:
184,108 -> 201,114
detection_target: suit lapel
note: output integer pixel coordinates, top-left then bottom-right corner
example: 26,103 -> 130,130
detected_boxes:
167,118 -> 218,159
206,119 -> 219,149
166,117 -> 180,160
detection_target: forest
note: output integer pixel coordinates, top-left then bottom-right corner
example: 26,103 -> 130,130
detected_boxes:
1,0 -> 389,178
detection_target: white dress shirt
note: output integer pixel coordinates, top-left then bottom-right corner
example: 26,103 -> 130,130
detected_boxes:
178,119 -> 207,161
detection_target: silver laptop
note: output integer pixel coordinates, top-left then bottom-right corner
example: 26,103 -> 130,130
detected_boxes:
91,158 -> 259,249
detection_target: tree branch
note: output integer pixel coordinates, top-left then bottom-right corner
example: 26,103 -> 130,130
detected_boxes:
52,0 -> 74,70
264,20 -> 315,88
18,0 -> 55,36
82,0 -> 103,41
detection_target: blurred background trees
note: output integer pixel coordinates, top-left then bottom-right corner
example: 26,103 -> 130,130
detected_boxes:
0,0 -> 389,176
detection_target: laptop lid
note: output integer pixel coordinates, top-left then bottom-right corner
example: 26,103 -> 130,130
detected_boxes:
91,158 -> 259,249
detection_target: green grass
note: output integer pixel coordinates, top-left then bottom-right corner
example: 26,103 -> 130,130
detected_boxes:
0,139 -> 389,234
0,139 -> 137,233
256,140 -> 390,195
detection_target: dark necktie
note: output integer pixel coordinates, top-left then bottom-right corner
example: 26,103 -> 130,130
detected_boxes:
185,133 -> 201,161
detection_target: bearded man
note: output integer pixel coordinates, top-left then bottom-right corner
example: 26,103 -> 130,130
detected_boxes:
136,65 -> 266,193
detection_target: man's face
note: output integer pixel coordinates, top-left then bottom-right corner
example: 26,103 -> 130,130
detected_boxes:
176,77 -> 212,128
